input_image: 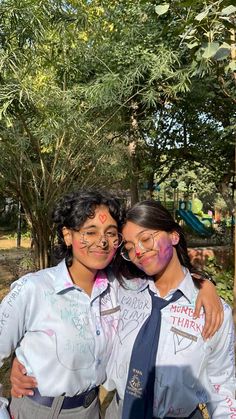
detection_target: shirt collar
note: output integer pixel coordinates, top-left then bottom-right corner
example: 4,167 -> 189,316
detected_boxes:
91,270 -> 109,301
148,269 -> 197,303
53,260 -> 75,294
53,259 -> 109,298
176,270 -> 197,303
121,276 -> 149,292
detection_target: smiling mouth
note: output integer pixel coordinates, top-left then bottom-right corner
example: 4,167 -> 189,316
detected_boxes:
137,255 -> 153,265
89,250 -> 110,256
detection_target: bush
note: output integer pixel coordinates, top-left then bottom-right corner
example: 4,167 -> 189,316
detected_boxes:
205,257 -> 234,306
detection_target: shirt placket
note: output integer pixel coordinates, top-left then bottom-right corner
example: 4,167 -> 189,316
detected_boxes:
90,295 -> 105,384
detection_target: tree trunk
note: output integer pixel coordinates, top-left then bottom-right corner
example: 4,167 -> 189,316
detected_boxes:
31,223 -> 52,270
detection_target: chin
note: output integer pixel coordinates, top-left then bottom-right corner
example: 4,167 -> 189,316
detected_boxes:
141,264 -> 163,277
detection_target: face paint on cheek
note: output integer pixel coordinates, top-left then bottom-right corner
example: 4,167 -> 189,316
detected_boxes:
107,248 -> 116,261
99,213 -> 107,224
153,238 -> 173,261
72,238 -> 88,252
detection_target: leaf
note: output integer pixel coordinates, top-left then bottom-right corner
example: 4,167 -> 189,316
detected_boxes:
195,9 -> 210,21
202,42 -> 220,59
155,4 -> 170,16
214,45 -> 231,61
225,61 -> 236,73
220,5 -> 236,16
186,41 -> 199,49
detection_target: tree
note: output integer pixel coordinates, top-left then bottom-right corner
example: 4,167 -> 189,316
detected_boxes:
0,0 -> 127,268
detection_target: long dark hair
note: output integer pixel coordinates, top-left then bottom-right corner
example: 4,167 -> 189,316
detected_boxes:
113,200 -> 210,286
52,189 -> 123,267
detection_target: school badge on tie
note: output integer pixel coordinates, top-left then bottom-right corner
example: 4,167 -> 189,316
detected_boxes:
126,368 -> 143,399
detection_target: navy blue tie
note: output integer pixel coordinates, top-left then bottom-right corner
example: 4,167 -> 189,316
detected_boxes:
122,288 -> 183,419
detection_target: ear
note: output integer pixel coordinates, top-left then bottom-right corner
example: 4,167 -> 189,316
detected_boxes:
62,227 -> 72,246
170,231 -> 180,246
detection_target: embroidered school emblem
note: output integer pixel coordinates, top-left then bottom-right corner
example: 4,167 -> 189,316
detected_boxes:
126,368 -> 143,398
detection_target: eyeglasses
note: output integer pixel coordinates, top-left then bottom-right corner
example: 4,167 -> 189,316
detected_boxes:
120,231 -> 161,261
78,230 -> 123,249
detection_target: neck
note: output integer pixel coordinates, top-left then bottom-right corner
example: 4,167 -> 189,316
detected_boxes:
68,261 -> 97,296
154,253 -> 185,298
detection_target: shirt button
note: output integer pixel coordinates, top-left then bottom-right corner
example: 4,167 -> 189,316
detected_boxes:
96,330 -> 100,336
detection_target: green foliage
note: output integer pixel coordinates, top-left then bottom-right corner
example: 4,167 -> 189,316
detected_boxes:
0,0 -> 234,266
205,257 -> 234,306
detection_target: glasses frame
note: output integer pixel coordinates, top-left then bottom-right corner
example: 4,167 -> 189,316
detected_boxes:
120,231 -> 161,261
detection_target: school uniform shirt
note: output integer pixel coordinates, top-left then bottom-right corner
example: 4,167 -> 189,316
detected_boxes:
104,270 -> 236,418
0,259 -> 120,412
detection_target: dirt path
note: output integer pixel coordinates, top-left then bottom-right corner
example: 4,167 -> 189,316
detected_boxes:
0,235 -> 31,300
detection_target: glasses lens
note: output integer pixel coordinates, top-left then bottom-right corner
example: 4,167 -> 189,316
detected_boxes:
120,245 -> 132,261
112,233 -> 123,249
139,232 -> 154,251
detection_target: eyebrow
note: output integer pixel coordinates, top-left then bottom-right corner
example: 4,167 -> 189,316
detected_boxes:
123,228 -> 150,241
81,224 -> 118,230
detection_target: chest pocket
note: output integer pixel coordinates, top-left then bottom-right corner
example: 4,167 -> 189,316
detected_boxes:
159,325 -> 206,388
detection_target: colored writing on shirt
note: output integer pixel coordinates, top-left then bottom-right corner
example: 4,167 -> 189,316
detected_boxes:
122,308 -> 149,323
0,278 -> 28,336
61,307 -> 89,321
7,278 -> 28,308
120,295 -> 151,311
100,292 -> 112,307
225,396 -> 236,418
171,316 -> 203,334
214,384 -> 221,393
170,304 -> 204,334
0,310 -> 9,336
44,290 -> 57,305
170,304 -> 204,318
117,295 -> 151,342
64,338 -> 95,356
228,329 -> 235,364
166,406 -> 186,416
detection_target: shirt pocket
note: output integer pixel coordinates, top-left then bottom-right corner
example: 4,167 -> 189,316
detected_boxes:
159,324 -> 206,387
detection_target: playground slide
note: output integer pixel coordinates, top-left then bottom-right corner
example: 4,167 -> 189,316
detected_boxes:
177,209 -> 212,237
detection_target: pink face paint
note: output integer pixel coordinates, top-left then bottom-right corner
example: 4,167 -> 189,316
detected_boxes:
64,281 -> 73,288
73,238 -> 88,250
99,213 -> 107,224
95,271 -> 107,286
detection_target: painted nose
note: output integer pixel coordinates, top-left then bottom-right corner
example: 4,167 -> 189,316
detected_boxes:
99,237 -> 108,248
134,242 -> 145,257
135,248 -> 141,257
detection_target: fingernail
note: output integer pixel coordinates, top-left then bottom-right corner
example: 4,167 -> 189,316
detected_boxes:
28,391 -> 34,396
22,368 -> 27,374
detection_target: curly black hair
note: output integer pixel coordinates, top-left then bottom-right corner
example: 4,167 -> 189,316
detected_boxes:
52,189 -> 123,267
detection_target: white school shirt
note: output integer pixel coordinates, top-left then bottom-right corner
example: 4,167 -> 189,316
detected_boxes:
0,260 -> 120,412
104,271 -> 236,418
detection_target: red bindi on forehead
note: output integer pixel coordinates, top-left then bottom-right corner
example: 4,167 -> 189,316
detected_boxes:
99,213 -> 107,224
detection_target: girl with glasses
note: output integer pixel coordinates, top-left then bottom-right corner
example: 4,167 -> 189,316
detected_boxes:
104,200 -> 235,419
6,195 -> 223,419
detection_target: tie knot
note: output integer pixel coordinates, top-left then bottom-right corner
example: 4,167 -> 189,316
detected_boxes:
149,289 -> 183,311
